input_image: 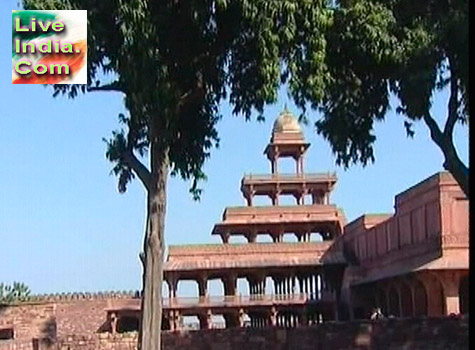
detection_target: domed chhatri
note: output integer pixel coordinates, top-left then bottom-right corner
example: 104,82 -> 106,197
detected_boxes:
272,109 -> 302,134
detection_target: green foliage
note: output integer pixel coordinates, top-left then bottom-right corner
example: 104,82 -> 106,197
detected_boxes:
314,0 -> 468,168
0,282 -> 31,304
22,0 -> 467,191
21,0 -> 334,198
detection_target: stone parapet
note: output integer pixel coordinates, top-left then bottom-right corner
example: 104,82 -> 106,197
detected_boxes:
5,317 -> 466,350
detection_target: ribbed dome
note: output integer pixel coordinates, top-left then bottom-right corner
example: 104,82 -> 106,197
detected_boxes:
272,110 -> 302,133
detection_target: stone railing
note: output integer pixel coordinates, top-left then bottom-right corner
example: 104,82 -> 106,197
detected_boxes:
242,172 -> 337,182
166,293 -> 311,308
8,291 -> 141,305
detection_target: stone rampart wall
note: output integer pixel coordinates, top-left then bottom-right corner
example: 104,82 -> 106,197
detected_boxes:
2,317 -> 465,350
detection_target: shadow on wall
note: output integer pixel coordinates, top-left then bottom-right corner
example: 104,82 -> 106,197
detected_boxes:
40,317 -> 57,346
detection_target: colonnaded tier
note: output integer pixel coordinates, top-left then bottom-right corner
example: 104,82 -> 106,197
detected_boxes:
106,109 -> 348,332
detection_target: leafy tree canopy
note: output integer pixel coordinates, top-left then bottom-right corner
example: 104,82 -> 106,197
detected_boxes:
311,0 -> 468,194
0,282 -> 31,304
23,0 -> 338,196
23,0 -> 468,196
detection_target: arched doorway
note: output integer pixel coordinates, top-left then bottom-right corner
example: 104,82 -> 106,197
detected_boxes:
388,287 -> 400,317
400,282 -> 414,317
413,279 -> 428,316
375,287 -> 388,316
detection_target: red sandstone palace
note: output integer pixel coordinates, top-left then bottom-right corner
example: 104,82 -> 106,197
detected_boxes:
0,111 -> 469,345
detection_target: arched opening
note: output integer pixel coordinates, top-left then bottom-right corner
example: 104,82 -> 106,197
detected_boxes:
431,277 -> 445,316
237,277 -> 250,296
413,279 -> 428,316
388,287 -> 400,317
309,232 -> 324,242
256,234 -> 274,243
182,315 -> 200,330
176,280 -> 199,298
400,282 -> 413,317
117,316 -> 139,333
211,314 -> 226,329
277,157 -> 298,174
252,195 -> 273,206
282,232 -> 299,242
241,312 -> 251,327
279,194 -> 298,205
265,276 -> 275,295
208,278 -> 225,297
229,236 -> 249,243
459,275 -> 469,314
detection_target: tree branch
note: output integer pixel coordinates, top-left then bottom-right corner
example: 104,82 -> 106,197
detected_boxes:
175,72 -> 205,116
87,81 -> 124,93
423,111 -> 444,147
122,150 -> 153,192
423,111 -> 469,196
443,58 -> 459,138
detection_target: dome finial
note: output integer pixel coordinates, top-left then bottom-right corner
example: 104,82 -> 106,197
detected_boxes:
283,102 -> 289,113
273,107 -> 301,134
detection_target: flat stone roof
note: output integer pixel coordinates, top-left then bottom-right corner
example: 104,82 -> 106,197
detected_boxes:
164,242 -> 345,272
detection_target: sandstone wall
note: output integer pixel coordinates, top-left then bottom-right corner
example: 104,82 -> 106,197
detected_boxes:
44,317 -> 470,350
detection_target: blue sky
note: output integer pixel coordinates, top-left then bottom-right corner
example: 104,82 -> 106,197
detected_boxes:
0,1 -> 468,295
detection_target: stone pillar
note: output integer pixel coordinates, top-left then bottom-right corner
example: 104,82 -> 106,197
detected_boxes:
172,310 -> 181,331
250,280 -> 255,295
271,191 -> 280,206
438,271 -> 462,315
207,309 -> 213,329
410,283 -> 416,317
247,230 -> 257,243
222,231 -> 230,244
110,312 -> 117,334
169,310 -> 175,331
270,306 -> 278,326
256,275 -> 266,295
296,193 -> 302,205
308,275 -> 313,298
225,274 -> 237,296
312,191 -> 324,205
199,313 -> 208,330
246,193 -> 253,206
198,275 -> 208,298
396,283 -> 403,317
273,152 -> 279,174
239,308 -> 245,327
273,276 -> 278,295
168,278 -> 178,305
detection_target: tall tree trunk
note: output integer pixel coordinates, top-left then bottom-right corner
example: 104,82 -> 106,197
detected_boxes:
138,144 -> 169,350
